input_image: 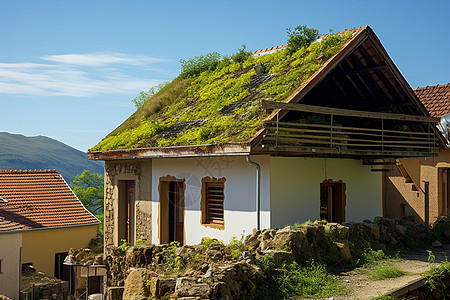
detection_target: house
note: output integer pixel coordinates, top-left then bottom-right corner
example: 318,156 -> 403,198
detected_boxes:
88,26 -> 443,247
0,170 -> 99,299
385,84 -> 450,224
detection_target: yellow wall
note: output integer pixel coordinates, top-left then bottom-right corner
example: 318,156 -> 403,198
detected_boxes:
22,225 -> 98,276
386,149 -> 450,224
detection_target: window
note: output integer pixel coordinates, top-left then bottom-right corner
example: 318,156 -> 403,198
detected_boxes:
201,177 -> 225,228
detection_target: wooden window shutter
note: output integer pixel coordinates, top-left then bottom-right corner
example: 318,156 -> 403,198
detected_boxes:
206,182 -> 224,225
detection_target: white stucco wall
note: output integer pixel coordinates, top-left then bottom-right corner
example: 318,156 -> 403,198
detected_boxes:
151,155 -> 270,245
270,157 -> 382,228
0,232 -> 22,300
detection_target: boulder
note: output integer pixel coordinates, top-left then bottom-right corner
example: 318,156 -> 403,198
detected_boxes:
238,251 -> 255,264
244,231 -> 261,250
334,242 -> 352,264
175,277 -> 211,298
395,224 -> 407,236
325,223 -> 350,241
264,250 -> 294,267
106,287 -> 124,300
122,268 -> 153,300
148,276 -> 177,298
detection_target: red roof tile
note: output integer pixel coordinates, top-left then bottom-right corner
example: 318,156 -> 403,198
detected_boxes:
414,83 -> 450,117
0,170 -> 99,232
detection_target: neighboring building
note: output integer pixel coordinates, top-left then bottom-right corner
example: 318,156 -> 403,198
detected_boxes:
89,26 -> 443,247
0,170 -> 100,299
385,84 -> 450,224
0,229 -> 21,300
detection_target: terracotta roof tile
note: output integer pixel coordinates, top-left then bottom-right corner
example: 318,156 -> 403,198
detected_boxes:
0,170 -> 99,232
414,83 -> 450,117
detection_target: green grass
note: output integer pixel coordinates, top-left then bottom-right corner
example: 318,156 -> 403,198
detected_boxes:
277,262 -> 347,298
254,259 -> 347,299
363,263 -> 406,280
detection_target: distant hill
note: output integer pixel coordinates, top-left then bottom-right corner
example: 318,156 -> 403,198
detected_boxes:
0,132 -> 104,183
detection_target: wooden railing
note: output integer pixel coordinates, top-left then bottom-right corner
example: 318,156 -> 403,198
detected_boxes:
261,101 -> 440,156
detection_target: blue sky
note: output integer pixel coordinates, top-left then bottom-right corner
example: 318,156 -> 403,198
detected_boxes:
1,0 -> 449,152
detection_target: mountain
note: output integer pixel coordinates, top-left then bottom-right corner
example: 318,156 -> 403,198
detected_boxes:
0,132 -> 104,183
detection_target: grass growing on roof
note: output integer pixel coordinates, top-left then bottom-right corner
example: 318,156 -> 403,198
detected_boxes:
91,28 -> 357,151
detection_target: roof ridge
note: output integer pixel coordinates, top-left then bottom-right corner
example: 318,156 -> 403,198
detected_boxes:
251,27 -> 363,56
414,83 -> 450,90
0,169 -> 57,174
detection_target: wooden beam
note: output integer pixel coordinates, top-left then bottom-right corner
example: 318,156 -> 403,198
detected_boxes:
264,121 -> 435,136
256,144 -> 439,158
261,101 -> 439,123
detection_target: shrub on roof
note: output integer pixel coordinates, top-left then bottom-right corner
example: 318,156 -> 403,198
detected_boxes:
231,45 -> 251,63
179,52 -> 222,79
286,25 -> 319,55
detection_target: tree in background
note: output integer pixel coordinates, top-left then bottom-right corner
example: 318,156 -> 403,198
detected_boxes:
70,170 -> 104,231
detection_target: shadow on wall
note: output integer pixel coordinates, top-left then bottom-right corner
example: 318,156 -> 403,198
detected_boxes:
385,167 -> 423,223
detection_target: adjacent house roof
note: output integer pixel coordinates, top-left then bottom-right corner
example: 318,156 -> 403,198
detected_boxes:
414,84 -> 450,118
0,170 -> 99,232
89,26 -> 442,160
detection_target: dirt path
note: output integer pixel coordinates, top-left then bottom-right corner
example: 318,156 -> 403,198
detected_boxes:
301,245 -> 450,300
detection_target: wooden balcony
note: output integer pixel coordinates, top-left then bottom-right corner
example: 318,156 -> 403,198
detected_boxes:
259,101 -> 441,158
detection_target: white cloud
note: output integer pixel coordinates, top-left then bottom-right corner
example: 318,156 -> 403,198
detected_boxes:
41,52 -> 168,67
0,53 -> 170,97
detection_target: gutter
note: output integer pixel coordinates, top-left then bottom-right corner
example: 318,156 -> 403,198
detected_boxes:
246,156 -> 261,230
0,222 -> 99,235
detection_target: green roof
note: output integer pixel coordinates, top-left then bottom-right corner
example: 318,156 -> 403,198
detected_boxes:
91,28 -> 360,152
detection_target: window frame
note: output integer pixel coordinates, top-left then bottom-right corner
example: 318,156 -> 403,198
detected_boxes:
201,177 -> 226,229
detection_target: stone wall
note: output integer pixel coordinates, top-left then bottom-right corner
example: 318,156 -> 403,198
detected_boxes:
20,280 -> 71,300
104,161 -> 152,246
104,217 -> 441,300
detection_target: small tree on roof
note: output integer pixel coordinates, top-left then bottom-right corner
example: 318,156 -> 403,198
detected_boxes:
286,25 -> 319,55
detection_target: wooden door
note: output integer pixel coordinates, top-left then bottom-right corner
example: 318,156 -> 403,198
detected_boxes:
320,182 -> 344,223
125,180 -> 135,243
168,182 -> 184,245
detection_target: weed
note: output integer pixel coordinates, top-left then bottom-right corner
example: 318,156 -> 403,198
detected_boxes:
201,237 -> 223,250
363,264 -> 406,280
226,234 -> 245,259
119,238 -> 143,252
276,262 -> 347,298
255,254 -> 275,274
424,251 -> 450,294
166,241 -> 185,271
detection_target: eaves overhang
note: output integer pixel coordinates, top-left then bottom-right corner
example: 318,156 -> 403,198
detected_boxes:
88,143 -> 251,160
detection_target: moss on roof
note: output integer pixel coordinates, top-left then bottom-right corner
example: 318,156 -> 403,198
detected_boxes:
91,29 -> 358,151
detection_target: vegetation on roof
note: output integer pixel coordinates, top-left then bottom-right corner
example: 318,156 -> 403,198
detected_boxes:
91,27 -> 358,151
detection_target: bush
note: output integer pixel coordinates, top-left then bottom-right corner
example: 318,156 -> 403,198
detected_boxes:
231,45 -> 251,63
286,25 -> 319,55
179,52 -> 221,78
226,234 -> 245,259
